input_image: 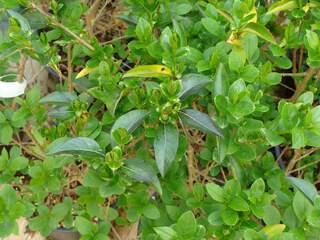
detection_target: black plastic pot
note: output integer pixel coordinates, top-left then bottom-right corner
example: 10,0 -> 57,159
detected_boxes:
49,228 -> 80,240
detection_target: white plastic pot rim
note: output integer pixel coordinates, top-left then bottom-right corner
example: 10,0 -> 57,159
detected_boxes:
0,74 -> 27,98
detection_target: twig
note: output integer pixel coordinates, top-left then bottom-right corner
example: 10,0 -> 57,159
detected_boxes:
31,3 -> 95,51
17,54 -> 27,83
280,72 -> 306,77
67,44 -> 73,91
85,0 -> 102,39
298,45 -> 304,71
290,68 -> 317,101
292,48 -> 297,73
289,158 -> 320,174
285,148 -> 318,175
111,225 -> 122,240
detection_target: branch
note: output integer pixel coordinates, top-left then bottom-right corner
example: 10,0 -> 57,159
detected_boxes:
85,0 -> 102,39
290,68 -> 317,101
31,3 -> 95,51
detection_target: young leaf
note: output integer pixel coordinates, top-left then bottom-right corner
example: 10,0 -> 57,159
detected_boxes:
76,67 -> 96,79
213,63 -> 228,97
267,0 -> 297,15
206,183 -> 224,203
287,176 -> 318,203
243,23 -> 276,45
7,10 -> 31,33
179,74 -> 211,100
111,109 -> 148,145
176,211 -> 197,238
124,158 -> 162,195
39,92 -> 77,105
179,109 -> 223,137
47,137 -> 105,157
260,224 -> 286,237
122,65 -> 172,78
154,124 -> 179,177
154,227 -> 177,240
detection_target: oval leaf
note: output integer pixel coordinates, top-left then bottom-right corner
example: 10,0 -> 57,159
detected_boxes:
179,74 -> 211,100
111,109 -> 148,145
243,23 -> 276,45
124,158 -> 162,194
260,224 -> 286,237
267,0 -> 297,15
213,63 -> 228,97
39,91 -> 77,105
154,124 -> 179,177
287,176 -> 318,203
179,109 -> 223,137
47,137 -> 105,157
76,67 -> 96,79
122,65 -> 172,78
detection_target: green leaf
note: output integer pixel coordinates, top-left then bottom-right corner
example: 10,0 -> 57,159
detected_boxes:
176,211 -> 197,238
229,47 -> 246,72
229,196 -> 250,212
212,7 -> 235,24
179,109 -> 223,137
111,109 -> 148,145
221,209 -> 239,226
39,92 -> 76,105
154,227 -> 177,240
264,72 -> 282,85
175,3 -> 193,15
250,178 -> 265,199
179,74 -> 211,100
263,205 -> 281,225
0,124 -> 13,145
47,137 -> 105,157
213,63 -> 229,97
124,158 -> 162,195
143,204 -> 161,219
243,23 -> 276,45
287,177 -> 318,203
292,191 -> 313,221
260,224 -> 286,237
201,18 -> 223,37
305,30 -> 319,49
267,0 -> 297,15
135,17 -> 152,42
10,156 -> 28,171
122,65 -> 172,78
75,216 -> 93,235
206,183 -> 224,203
261,128 -> 285,146
154,124 -> 179,177
292,127 -> 305,149
7,10 -> 31,33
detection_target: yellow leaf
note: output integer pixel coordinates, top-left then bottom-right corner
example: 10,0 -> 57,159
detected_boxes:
244,7 -> 257,23
267,0 -> 297,15
76,67 -> 96,79
122,65 -> 172,78
260,224 -> 286,237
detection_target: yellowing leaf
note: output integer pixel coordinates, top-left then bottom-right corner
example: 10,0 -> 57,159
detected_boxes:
243,23 -> 276,45
227,31 -> 242,46
260,224 -> 286,237
76,67 -> 96,79
267,0 -> 297,15
244,7 -> 257,23
122,65 -> 172,78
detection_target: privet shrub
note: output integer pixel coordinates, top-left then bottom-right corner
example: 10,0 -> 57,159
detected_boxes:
0,0 -> 320,239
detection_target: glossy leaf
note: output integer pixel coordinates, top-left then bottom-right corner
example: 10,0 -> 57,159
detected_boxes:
111,109 -> 148,145
179,109 -> 223,137
47,137 -> 105,157
287,176 -> 318,203
39,92 -> 77,105
124,158 -> 162,195
243,23 -> 276,45
213,63 -> 228,97
267,0 -> 297,14
179,74 -> 211,100
122,65 -> 172,78
154,124 -> 179,177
